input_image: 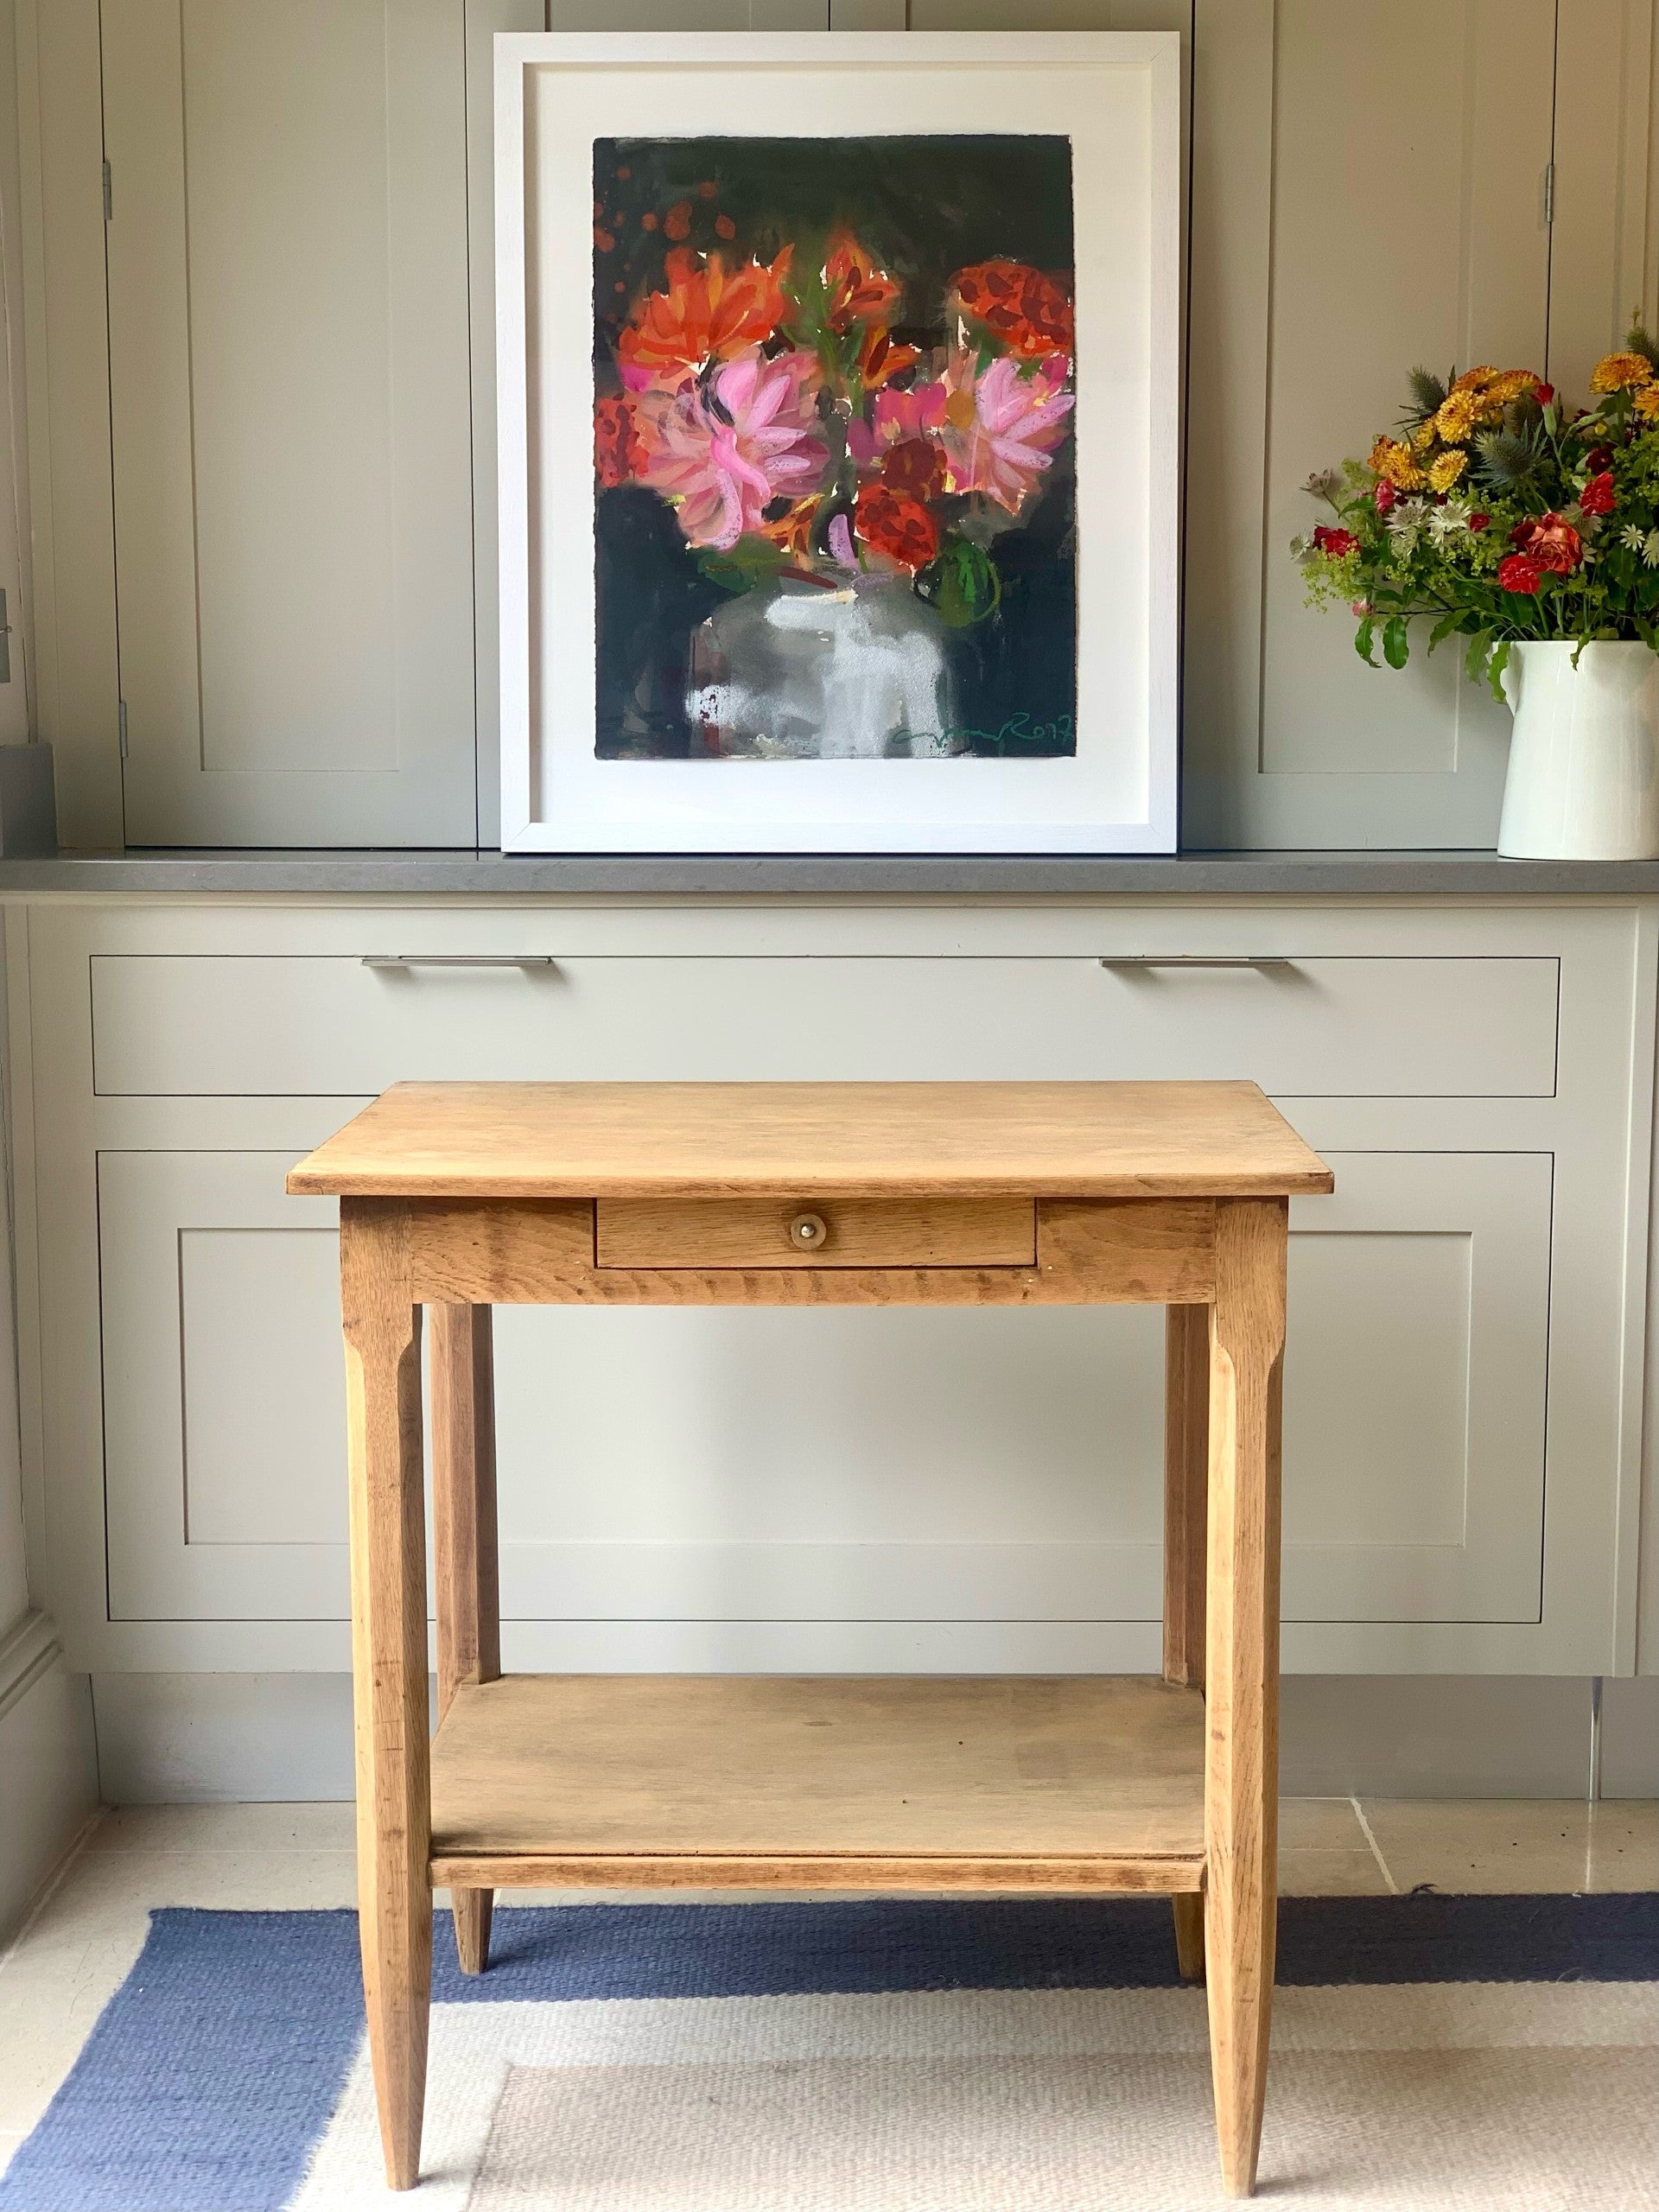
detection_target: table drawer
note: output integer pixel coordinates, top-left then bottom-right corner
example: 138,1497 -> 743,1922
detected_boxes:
89,950 -> 1560,1098
595,1195 -> 1038,1269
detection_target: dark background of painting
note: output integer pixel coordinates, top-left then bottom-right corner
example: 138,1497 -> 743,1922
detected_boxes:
594,134 -> 1077,761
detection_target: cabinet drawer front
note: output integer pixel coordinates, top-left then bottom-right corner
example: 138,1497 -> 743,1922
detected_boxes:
90,952 -> 1559,1098
596,1196 -> 1037,1270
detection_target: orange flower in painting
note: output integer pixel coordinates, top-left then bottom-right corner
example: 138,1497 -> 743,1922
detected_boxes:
617,247 -> 792,392
823,232 -> 902,331
948,260 -> 1073,359
855,322 -> 919,391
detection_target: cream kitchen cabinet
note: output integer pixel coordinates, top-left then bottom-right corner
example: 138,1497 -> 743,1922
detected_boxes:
11,899 -> 1650,1680
23,0 -> 1654,849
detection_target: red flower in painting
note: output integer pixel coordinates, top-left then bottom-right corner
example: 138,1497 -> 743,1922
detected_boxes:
1509,511 -> 1583,575
948,260 -> 1073,359
1497,551 -> 1545,594
855,482 -> 939,572
1580,470 -> 1617,517
881,437 -> 947,502
1311,525 -> 1358,558
617,248 -> 792,391
823,232 -> 902,331
593,395 -> 648,487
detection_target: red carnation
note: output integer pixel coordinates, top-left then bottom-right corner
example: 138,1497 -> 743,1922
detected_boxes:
1580,470 -> 1617,517
1470,512 -> 1490,531
1374,480 -> 1396,516
1497,551 -> 1544,594
1535,383 -> 1554,405
1313,524 -> 1358,558
1588,445 -> 1614,471
1509,512 -> 1583,575
855,482 -> 939,573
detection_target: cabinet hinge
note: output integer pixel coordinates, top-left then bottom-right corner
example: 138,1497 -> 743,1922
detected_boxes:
1541,160 -> 1554,227
102,158 -> 111,222
118,699 -> 128,760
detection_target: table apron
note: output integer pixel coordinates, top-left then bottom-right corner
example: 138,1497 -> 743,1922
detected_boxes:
398,1194 -> 1218,1306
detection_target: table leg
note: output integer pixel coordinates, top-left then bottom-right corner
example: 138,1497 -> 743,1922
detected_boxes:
432,1301 -> 500,1974
1164,1302 -> 1210,1981
342,1200 -> 431,2193
1204,1198 -> 1287,2200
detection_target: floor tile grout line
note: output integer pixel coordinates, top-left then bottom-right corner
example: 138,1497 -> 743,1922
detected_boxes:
1350,1797 -> 1399,1894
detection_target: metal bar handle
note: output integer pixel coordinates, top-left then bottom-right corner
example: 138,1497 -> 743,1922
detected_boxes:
361,954 -> 559,970
1098,956 -> 1294,971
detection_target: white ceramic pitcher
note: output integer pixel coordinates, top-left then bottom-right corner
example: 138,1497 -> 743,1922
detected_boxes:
1498,640 -> 1659,860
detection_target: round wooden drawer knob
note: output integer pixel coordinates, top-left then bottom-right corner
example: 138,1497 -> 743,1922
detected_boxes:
789,1211 -> 829,1250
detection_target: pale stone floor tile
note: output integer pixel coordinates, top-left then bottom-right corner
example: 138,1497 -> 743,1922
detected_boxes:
92,1802 -> 355,1853
1280,1798 -> 1370,1851
1359,1798 -> 1659,1895
1278,1848 -> 1393,1897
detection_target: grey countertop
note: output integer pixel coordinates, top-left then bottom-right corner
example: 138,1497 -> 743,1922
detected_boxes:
2,847 -> 1659,897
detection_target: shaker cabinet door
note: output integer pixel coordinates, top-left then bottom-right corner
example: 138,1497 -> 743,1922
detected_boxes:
1184,0 -> 1560,847
100,0 -> 478,845
95,1145 -> 1551,1637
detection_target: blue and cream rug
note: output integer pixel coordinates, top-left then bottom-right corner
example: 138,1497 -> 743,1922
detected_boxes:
1,1896 -> 1655,2211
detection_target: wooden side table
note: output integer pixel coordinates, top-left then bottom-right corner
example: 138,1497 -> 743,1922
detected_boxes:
289,1080 -> 1332,2199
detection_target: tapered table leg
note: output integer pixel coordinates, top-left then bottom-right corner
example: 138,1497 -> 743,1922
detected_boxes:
1203,1199 -> 1287,2198
431,1301 -> 500,1974
1164,1301 -> 1210,1981
342,1200 -> 431,2193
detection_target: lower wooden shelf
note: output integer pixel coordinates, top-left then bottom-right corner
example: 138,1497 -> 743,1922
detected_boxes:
429,1673 -> 1206,1894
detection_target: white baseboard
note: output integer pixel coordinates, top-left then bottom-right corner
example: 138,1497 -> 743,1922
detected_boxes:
0,1612 -> 100,1938
88,1669 -> 1651,1806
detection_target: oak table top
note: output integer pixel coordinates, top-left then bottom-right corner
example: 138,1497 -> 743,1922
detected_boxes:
287,1078 -> 1335,1200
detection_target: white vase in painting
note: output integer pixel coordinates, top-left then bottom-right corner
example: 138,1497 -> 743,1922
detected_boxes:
686,575 -> 962,760
1498,641 -> 1659,860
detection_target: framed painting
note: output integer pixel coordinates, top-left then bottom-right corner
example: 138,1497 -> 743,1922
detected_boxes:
496,32 -> 1180,854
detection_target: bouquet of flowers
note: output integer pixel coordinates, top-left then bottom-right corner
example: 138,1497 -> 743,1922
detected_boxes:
1294,320 -> 1659,696
594,232 -> 1075,629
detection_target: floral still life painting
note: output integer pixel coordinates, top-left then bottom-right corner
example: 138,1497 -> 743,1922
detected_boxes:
590,135 -> 1079,764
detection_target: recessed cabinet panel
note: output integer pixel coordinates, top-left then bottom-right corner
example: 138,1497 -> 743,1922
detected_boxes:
96,1149 -> 1550,1630
90,953 -> 1559,1098
100,0 -> 476,844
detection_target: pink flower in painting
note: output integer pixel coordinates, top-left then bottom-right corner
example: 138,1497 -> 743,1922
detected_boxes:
941,353 -> 1074,513
639,350 -> 829,550
847,381 -> 948,467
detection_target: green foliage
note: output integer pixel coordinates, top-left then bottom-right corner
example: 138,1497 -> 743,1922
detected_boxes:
697,536 -> 791,595
915,536 -> 1001,628
1471,426 -> 1544,493
1629,315 -> 1659,375
1405,366 -> 1448,419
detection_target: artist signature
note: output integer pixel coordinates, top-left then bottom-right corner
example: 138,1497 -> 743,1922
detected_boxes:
942,714 -> 1076,753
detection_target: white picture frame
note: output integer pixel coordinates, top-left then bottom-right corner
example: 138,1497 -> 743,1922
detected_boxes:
496,30 -> 1181,855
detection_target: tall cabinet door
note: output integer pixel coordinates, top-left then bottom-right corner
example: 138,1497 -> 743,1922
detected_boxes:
1183,0 -> 1558,848
100,0 -> 478,846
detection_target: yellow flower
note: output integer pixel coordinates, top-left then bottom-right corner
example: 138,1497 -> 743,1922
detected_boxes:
1434,391 -> 1480,442
1427,447 -> 1468,491
1410,420 -> 1437,452
1369,435 -> 1427,490
1591,351 -> 1655,393
1452,365 -> 1499,392
1634,385 -> 1659,420
1480,369 -> 1541,410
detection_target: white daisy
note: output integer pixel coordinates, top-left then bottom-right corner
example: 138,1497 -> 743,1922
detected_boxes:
1621,524 -> 1648,552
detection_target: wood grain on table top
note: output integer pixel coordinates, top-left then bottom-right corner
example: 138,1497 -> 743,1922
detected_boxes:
286,1080 -> 1334,1200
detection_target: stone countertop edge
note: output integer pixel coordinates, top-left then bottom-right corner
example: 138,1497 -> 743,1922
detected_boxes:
3,849 -> 1659,897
